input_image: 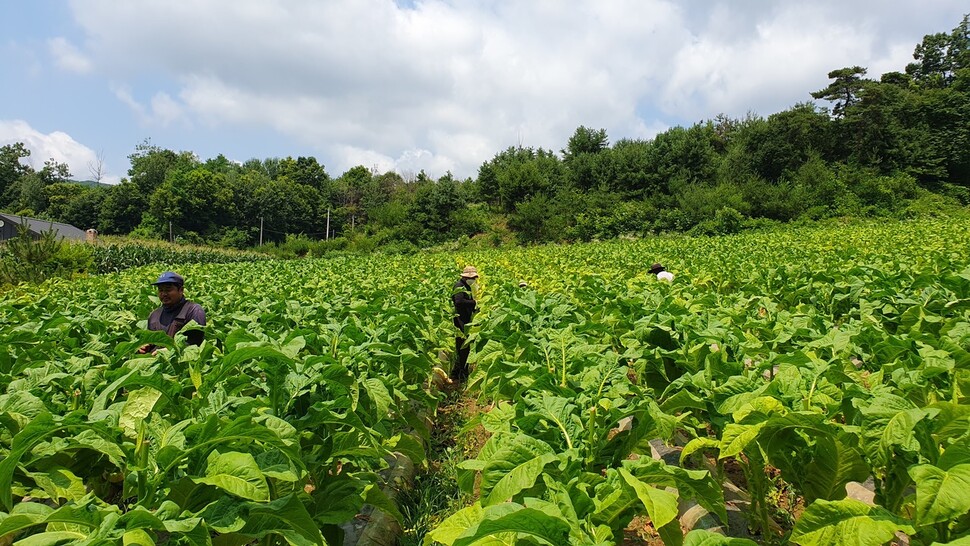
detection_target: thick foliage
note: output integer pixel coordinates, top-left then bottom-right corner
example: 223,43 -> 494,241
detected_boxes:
428,217 -> 970,545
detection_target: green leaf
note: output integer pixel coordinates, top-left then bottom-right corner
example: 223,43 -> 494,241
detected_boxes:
681,437 -> 720,462
732,396 -> 786,423
657,518 -> 685,546
425,503 -> 485,546
364,483 -> 404,525
0,413 -> 58,510
801,436 -> 870,503
485,450 -> 557,506
0,502 -> 55,537
310,474 -> 366,525
451,503 -> 570,546
123,528 -> 156,546
479,435 -> 557,506
194,451 -> 270,502
242,493 -> 326,546
119,387 -> 163,439
0,497 -> 107,540
16,531 -> 88,546
684,529 -> 759,546
660,389 -> 708,413
480,402 -> 515,434
881,407 -> 935,454
386,433 -> 426,467
200,495 -> 246,533
363,377 -> 392,422
937,438 -> 970,470
908,463 -> 970,526
718,422 -> 766,459
791,498 -> 915,546
624,457 -> 727,526
619,467 -> 679,528
27,466 -> 87,502
221,345 -> 292,369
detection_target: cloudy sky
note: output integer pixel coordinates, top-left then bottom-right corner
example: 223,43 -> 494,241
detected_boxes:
1,1 -> 966,183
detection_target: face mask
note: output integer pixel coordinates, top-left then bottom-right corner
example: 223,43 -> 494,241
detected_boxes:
467,279 -> 477,289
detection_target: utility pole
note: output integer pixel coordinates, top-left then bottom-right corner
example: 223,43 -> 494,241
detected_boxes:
169,221 -> 173,243
259,216 -> 264,246
325,208 -> 330,240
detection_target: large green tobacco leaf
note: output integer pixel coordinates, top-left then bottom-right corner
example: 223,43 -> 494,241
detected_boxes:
19,531 -> 92,545
880,407 -> 937,455
717,422 -> 767,459
540,474 -> 597,542
0,495 -> 108,539
194,450 -> 270,502
362,377 -> 393,422
121,528 -> 155,546
517,395 -> 584,451
309,474 -> 366,525
479,434 -> 557,506
0,390 -> 48,422
627,458 -> 726,525
937,439 -> 970,470
908,463 -> 970,526
856,393 -> 938,467
119,387 -> 163,439
930,402 -> 970,446
683,529 -> 759,546
618,467 -> 678,529
158,414 -> 301,475
0,413 -> 107,510
800,436 -> 870,502
0,502 -> 56,537
87,367 -> 183,420
790,498 -> 915,546
363,482 -> 405,525
450,502 -> 571,546
25,466 -> 87,502
590,470 -> 650,530
424,503 -> 488,546
238,493 -> 326,546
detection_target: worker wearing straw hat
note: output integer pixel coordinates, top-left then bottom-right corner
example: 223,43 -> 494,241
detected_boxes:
451,265 -> 479,382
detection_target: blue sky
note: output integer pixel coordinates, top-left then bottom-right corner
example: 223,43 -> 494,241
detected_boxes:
1,1 -> 967,184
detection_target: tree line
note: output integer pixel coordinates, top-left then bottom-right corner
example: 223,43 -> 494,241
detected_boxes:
2,16 -> 968,251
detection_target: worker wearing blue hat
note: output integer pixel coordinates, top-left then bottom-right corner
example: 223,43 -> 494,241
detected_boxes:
138,271 -> 207,354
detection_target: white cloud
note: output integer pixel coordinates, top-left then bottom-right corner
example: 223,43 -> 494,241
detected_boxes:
60,0 -> 969,178
0,120 -> 119,183
48,37 -> 93,73
111,84 -> 187,127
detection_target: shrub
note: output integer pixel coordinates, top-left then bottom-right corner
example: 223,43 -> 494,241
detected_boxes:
0,222 -> 93,285
346,233 -> 378,253
215,228 -> 254,249
278,233 -> 313,257
714,206 -> 745,234
308,237 -> 348,257
898,191 -> 968,219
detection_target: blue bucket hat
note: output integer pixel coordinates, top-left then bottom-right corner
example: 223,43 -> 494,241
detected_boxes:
151,271 -> 184,286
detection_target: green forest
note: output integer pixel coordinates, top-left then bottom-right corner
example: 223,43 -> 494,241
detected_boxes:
2,16 -> 969,252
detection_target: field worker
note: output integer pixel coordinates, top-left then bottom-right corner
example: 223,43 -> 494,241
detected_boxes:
451,265 -> 479,383
649,262 -> 675,282
138,271 -> 207,354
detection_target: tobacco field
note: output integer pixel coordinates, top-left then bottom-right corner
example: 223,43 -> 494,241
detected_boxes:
1,218 -> 969,546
